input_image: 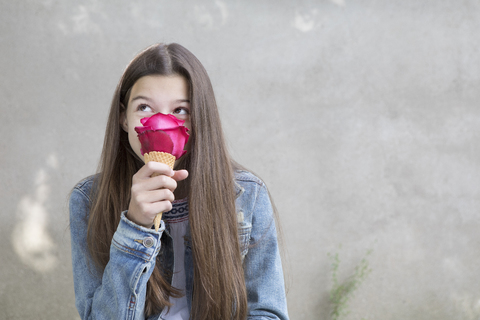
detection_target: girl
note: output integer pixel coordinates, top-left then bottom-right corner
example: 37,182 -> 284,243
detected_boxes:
69,43 -> 289,320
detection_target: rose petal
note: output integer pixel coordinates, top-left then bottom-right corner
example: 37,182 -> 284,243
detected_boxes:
141,113 -> 185,130
134,126 -> 152,135
135,113 -> 190,159
162,127 -> 190,158
137,130 -> 174,155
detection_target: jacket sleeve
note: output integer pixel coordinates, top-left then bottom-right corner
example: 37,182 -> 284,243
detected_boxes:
243,183 -> 289,320
69,184 -> 163,320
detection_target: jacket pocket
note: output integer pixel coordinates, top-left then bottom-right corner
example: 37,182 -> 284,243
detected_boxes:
237,211 -> 252,261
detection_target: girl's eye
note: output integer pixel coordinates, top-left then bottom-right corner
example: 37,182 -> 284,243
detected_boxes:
173,107 -> 189,115
137,104 -> 152,112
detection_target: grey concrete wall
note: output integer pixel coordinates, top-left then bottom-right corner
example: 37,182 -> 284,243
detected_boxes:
1,1 -> 479,319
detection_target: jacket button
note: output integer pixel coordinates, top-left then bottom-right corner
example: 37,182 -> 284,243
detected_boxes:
143,236 -> 155,248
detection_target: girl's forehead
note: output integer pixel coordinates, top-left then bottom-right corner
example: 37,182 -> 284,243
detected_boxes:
130,75 -> 188,97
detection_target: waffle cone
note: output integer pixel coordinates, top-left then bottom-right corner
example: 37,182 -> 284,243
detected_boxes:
143,151 -> 176,169
143,151 -> 176,231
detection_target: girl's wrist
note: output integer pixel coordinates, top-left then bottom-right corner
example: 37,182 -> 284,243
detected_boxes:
125,210 -> 152,228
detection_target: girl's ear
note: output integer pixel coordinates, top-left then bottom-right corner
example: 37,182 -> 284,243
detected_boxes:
120,103 -> 128,132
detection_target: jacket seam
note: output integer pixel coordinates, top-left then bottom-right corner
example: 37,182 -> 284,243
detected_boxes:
74,185 -> 92,202
234,171 -> 265,186
74,176 -> 96,201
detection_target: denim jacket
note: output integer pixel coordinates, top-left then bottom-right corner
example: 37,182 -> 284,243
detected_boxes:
69,170 -> 289,320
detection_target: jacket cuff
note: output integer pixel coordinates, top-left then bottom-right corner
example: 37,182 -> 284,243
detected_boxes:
110,211 -> 164,261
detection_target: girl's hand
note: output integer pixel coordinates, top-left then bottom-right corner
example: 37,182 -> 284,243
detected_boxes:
126,161 -> 189,228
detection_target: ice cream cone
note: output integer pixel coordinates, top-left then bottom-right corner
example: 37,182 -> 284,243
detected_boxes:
143,151 -> 176,231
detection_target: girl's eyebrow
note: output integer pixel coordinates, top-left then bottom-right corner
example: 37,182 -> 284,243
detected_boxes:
131,96 -> 190,104
130,95 -> 153,103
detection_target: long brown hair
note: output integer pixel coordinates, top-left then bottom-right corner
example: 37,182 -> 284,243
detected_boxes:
87,43 -> 248,319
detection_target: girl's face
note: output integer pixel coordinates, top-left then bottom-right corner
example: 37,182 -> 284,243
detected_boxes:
121,74 -> 191,160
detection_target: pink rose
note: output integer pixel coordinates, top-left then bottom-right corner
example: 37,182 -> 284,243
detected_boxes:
134,113 -> 189,158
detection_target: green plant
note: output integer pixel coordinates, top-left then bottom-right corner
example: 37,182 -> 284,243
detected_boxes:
328,247 -> 372,320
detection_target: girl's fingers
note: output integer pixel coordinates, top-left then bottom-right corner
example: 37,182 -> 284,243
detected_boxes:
127,164 -> 187,228
139,174 -> 177,192
136,161 -> 174,179
172,169 -> 188,182
134,188 -> 175,205
143,200 -> 173,217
